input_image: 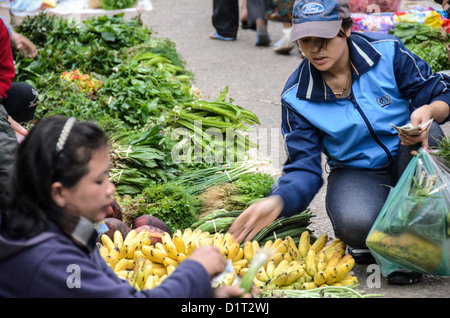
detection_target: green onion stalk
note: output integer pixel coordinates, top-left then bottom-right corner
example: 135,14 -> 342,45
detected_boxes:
239,247 -> 274,295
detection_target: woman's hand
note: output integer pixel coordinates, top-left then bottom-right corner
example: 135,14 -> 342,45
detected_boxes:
398,105 -> 433,147
229,195 -> 284,243
399,101 -> 449,148
187,245 -> 227,279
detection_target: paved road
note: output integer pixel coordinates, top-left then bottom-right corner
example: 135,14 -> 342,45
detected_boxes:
141,0 -> 449,297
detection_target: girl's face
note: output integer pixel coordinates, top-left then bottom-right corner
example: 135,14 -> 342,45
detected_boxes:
297,28 -> 351,72
53,146 -> 115,223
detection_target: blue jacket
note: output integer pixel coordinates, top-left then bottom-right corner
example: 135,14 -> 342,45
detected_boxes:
271,31 -> 450,217
0,216 -> 213,298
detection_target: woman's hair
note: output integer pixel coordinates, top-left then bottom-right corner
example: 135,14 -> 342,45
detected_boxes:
0,115 -> 108,238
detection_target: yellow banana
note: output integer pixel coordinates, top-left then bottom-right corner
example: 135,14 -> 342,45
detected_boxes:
302,282 -> 318,290
256,266 -> 270,282
322,238 -> 345,251
118,244 -> 127,259
285,268 -> 303,286
233,265 -> 243,276
232,247 -> 244,262
113,230 -> 124,248
265,261 -> 277,278
176,252 -> 187,263
310,233 -> 328,254
337,254 -> 355,268
232,259 -> 248,268
163,256 -> 179,268
325,251 -> 342,269
324,266 -> 338,285
115,270 -> 130,280
240,267 -> 249,276
313,271 -> 327,286
98,243 -> 109,259
163,241 -> 179,260
182,228 -> 193,241
166,265 -> 177,276
253,276 -> 266,289
123,229 -> 137,246
106,246 -> 120,267
143,259 -> 153,279
274,259 -> 291,277
273,240 -> 289,254
186,240 -> 197,256
160,231 -> 173,245
152,266 -> 167,277
252,240 -> 260,253
114,258 -> 135,272
143,275 -> 156,290
142,246 -> 167,264
101,234 -> 115,252
131,250 -> 144,262
218,272 -> 236,286
173,236 -> 186,254
339,275 -> 358,286
316,250 -> 328,272
189,228 -> 204,242
264,240 -> 273,250
266,272 -> 288,288
324,242 -> 346,261
269,252 -> 284,266
305,249 -> 317,277
213,232 -> 223,248
173,229 -> 182,239
298,231 -> 311,258
334,263 -> 352,283
227,242 -> 240,260
286,236 -> 301,260
243,240 -> 254,261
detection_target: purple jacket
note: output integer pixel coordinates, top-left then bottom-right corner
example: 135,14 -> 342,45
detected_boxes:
0,218 -> 213,298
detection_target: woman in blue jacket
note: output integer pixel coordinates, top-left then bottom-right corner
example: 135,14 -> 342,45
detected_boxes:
230,0 -> 450,284
0,115 -> 248,298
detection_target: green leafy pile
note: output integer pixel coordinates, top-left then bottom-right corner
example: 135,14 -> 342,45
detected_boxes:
406,41 -> 450,73
13,13 -> 262,228
100,0 -> 137,10
132,182 -> 203,232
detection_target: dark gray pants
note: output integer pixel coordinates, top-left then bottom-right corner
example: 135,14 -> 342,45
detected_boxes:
325,122 -> 446,248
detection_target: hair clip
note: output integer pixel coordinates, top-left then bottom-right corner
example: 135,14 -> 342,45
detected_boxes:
55,117 -> 76,154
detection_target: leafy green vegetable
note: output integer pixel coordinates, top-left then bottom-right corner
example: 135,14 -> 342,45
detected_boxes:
133,182 -> 203,232
405,41 -> 450,73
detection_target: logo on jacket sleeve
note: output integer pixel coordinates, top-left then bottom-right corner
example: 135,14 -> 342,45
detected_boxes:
376,94 -> 392,108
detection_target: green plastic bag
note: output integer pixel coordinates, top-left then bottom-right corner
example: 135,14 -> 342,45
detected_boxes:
366,148 -> 450,276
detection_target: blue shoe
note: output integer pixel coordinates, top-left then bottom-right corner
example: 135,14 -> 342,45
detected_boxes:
210,31 -> 236,41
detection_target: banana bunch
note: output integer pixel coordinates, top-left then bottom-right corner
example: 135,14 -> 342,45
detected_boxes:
98,229 -> 171,290
251,232 -> 358,290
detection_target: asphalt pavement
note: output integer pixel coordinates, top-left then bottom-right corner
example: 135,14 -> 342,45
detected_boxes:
139,0 -> 450,298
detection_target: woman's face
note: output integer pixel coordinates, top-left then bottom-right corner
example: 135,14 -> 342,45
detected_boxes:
55,146 -> 115,223
297,28 -> 351,72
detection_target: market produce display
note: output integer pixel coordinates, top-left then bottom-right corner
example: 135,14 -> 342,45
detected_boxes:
97,217 -> 359,292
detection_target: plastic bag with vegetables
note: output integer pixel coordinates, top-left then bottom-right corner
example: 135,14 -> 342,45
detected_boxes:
366,148 -> 450,276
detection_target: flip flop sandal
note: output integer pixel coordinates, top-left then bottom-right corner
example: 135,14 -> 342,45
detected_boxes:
210,32 -> 236,41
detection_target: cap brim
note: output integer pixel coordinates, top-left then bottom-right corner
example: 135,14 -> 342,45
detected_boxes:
290,20 -> 343,42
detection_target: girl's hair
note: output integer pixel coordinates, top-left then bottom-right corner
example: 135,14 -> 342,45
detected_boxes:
0,115 -> 108,238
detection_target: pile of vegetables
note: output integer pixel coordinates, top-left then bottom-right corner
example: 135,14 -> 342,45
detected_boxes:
389,22 -> 450,72
12,12 -> 373,297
